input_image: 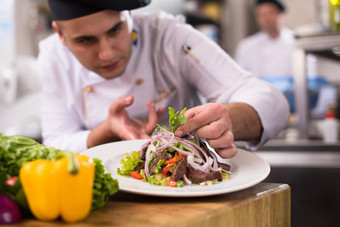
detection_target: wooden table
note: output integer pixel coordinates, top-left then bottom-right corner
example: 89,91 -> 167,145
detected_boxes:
7,183 -> 290,227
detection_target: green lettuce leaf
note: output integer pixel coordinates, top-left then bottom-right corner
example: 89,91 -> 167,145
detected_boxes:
92,158 -> 118,210
117,150 -> 143,175
168,107 -> 187,132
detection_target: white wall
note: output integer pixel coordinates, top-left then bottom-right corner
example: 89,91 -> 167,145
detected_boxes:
283,0 -> 328,30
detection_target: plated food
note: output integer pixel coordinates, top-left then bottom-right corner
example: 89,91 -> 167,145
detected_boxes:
117,107 -> 231,187
83,139 -> 270,197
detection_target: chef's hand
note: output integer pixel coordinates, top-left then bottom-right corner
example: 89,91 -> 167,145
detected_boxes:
108,96 -> 164,140
87,96 -> 164,148
174,103 -> 237,159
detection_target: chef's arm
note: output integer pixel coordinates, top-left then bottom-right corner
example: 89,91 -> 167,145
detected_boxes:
225,102 -> 263,141
87,121 -> 120,148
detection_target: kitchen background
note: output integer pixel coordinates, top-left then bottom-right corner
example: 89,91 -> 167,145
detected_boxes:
2,0 -> 340,140
0,0 -> 339,226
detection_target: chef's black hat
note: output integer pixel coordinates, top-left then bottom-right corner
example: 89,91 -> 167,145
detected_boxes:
256,0 -> 285,12
48,0 -> 151,21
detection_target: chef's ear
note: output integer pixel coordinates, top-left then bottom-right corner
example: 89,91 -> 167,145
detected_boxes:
52,21 -> 67,46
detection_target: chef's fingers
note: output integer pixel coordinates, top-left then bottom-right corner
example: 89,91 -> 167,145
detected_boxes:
122,131 -> 139,140
145,101 -> 158,134
175,104 -> 225,137
215,144 -> 237,159
207,130 -> 234,148
120,121 -> 150,140
109,96 -> 134,115
175,111 -> 213,137
145,102 -> 165,135
196,116 -> 231,139
128,118 -> 151,139
157,107 -> 165,120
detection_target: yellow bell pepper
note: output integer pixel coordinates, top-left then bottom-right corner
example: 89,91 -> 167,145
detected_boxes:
19,152 -> 95,223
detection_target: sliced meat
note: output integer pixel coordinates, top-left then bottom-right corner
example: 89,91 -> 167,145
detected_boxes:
199,139 -> 232,172
139,147 -> 147,160
187,165 -> 222,183
171,158 -> 187,181
149,150 -> 167,175
218,163 -> 231,172
134,161 -> 145,172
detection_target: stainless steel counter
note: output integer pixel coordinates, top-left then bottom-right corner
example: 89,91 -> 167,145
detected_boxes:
236,139 -> 340,167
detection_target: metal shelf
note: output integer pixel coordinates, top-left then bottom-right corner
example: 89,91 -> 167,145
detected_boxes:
293,32 -> 340,139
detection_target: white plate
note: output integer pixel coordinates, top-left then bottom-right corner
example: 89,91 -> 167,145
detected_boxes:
82,139 -> 270,197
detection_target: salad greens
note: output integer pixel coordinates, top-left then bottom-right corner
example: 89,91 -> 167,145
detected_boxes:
0,133 -> 118,210
168,107 -> 187,132
117,150 -> 143,175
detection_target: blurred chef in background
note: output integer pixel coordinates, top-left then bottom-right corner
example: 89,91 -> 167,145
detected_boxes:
235,0 -> 292,77
235,0 -> 328,114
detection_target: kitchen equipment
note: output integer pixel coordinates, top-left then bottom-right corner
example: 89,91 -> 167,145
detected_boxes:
0,66 -> 17,105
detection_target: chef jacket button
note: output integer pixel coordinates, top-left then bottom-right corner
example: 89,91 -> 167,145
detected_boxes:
86,86 -> 93,93
136,79 -> 144,85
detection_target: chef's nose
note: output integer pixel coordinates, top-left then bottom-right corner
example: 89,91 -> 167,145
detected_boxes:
98,38 -> 115,60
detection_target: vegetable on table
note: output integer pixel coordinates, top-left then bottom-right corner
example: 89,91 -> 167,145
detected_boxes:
0,133 -> 119,213
5,176 -> 18,186
0,194 -> 22,224
20,152 -> 95,223
0,172 -> 29,212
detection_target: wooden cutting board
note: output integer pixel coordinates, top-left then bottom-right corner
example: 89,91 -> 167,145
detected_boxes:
7,182 -> 290,227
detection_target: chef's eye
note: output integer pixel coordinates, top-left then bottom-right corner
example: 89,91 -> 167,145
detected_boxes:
74,36 -> 95,44
108,22 -> 123,35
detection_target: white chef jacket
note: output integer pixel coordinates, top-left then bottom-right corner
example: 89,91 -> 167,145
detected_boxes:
235,28 -> 294,77
38,11 -> 289,153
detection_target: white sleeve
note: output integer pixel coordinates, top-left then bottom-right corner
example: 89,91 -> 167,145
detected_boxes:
162,22 -> 290,150
234,41 -> 247,67
37,38 -> 89,153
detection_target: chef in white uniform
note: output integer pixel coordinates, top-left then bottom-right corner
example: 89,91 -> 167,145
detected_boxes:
39,0 -> 289,156
235,0 -> 293,77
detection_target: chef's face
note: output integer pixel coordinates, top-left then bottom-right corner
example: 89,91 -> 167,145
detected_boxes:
255,3 -> 283,35
53,10 -> 133,79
